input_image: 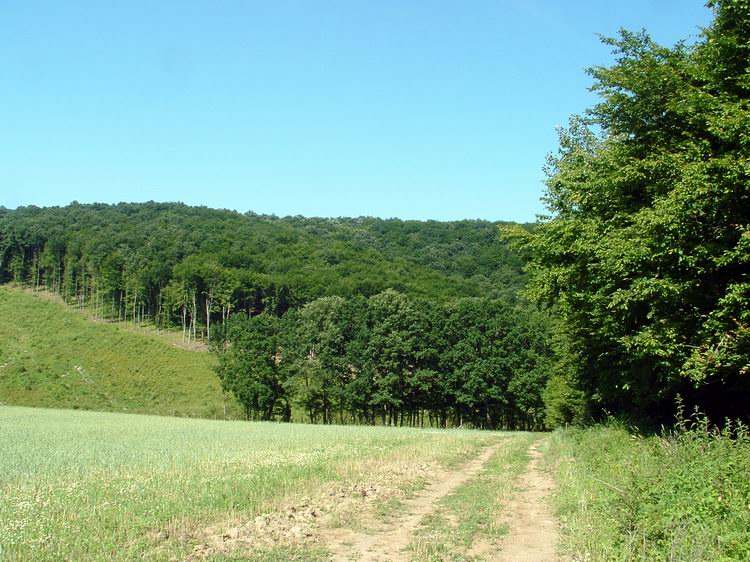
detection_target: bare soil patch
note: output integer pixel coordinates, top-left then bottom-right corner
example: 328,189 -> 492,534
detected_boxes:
320,440 -> 507,562
494,441 -> 558,562
183,461 -> 435,560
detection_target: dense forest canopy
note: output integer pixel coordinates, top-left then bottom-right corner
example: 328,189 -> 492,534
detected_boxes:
505,0 -> 750,424
0,202 -> 527,319
0,202 -> 549,429
212,291 -> 551,430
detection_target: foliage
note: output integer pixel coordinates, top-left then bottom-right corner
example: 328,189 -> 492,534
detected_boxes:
0,202 -> 529,342
504,0 -> 750,423
547,413 -> 750,561
540,316 -> 589,428
214,313 -> 287,421
542,373 -> 588,429
283,296 -> 353,425
214,289 -> 553,430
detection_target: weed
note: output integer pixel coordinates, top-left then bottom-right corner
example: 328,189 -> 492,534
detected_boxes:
547,415 -> 750,561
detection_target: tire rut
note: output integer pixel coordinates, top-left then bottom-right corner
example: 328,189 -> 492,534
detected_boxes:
321,439 -> 507,562
494,441 -> 558,562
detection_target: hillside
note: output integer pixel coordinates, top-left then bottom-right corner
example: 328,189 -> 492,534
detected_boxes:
0,204 -> 541,427
0,285 -> 237,417
0,202 -> 527,309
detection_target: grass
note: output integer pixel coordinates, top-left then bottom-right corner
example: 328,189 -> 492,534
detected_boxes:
0,285 -> 239,418
546,415 -> 750,561
204,545 -> 331,561
408,433 -> 539,562
0,405 -> 498,561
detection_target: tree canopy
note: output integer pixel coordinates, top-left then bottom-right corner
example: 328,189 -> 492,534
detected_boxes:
506,0 -> 750,424
0,202 -> 528,339
212,290 -> 552,429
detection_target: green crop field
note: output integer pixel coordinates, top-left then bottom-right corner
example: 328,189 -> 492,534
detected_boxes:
0,286 -> 237,418
0,406 -> 529,562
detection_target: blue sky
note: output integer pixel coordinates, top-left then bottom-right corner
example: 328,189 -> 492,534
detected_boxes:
1,1 -> 713,221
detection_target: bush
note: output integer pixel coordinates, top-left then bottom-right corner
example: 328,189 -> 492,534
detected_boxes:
548,413 -> 750,561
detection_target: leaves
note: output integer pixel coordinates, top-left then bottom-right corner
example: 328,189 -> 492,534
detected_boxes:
513,0 -> 750,423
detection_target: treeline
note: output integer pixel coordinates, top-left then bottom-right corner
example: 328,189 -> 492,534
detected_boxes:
506,0 -> 750,425
0,202 -> 527,342
0,203 -> 554,429
212,289 -> 551,430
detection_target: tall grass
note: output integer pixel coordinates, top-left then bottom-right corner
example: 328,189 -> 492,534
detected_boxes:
547,414 -> 750,561
0,405 -> 496,561
0,285 -> 237,418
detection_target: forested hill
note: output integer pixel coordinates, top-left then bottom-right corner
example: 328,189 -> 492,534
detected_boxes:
0,204 -> 547,430
0,201 -> 527,315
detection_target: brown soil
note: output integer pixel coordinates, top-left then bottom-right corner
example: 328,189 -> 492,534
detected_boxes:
181,438 -> 560,562
183,461 -> 436,560
320,440 -> 507,562
493,441 -> 558,562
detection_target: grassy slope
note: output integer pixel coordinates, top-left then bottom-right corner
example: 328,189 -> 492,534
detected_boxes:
0,285 -> 236,418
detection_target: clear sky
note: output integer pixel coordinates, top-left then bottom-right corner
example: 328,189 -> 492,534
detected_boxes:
2,1 -> 713,221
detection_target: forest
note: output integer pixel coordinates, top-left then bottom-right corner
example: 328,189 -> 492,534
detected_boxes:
0,204 -> 548,429
1,0 -> 748,431
0,202 -> 527,320
211,291 -> 550,429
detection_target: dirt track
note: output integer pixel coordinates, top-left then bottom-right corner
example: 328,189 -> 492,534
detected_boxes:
321,438 -> 558,562
321,441 -> 507,562
495,442 -> 558,561
187,438 -> 559,561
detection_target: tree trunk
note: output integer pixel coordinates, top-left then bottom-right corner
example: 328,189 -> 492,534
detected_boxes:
181,305 -> 187,342
205,297 -> 212,341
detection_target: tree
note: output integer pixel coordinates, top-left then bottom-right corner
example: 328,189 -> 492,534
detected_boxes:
214,313 -> 287,420
201,261 -> 238,340
441,299 -> 550,430
172,256 -> 203,342
366,289 -> 423,425
162,279 -> 190,341
505,0 -> 750,423
284,296 -> 349,424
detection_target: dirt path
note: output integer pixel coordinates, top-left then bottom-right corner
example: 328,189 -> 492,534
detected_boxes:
494,441 -> 558,562
322,440 -> 507,562
185,438 -> 559,562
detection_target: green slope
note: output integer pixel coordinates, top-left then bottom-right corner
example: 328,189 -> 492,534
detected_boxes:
0,202 -> 528,304
0,285 -> 236,417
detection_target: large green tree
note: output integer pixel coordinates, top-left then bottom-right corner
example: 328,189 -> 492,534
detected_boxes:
507,0 -> 750,422
284,296 -> 350,424
214,313 -> 288,421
